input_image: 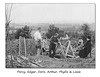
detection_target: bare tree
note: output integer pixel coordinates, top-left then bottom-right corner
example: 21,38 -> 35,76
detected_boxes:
5,3 -> 13,41
5,4 -> 13,67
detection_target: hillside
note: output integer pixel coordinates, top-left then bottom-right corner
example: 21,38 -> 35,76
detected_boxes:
9,23 -> 95,31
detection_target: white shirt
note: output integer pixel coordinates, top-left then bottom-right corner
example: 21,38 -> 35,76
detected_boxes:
33,31 -> 42,41
61,35 -> 69,40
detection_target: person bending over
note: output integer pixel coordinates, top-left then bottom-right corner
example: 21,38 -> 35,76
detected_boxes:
49,33 -> 59,58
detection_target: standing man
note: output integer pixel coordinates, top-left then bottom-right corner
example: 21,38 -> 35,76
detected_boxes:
33,27 -> 42,62
49,33 -> 59,58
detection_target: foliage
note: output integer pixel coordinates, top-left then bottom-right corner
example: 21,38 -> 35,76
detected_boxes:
5,4 -> 13,41
8,32 -> 15,40
79,24 -> 95,47
90,31 -> 95,47
46,24 -> 59,38
15,25 -> 32,39
59,30 -> 65,37
81,24 -> 91,42
6,39 -> 36,56
46,24 -> 64,39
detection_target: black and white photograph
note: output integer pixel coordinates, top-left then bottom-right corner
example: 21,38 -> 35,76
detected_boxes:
5,3 -> 95,68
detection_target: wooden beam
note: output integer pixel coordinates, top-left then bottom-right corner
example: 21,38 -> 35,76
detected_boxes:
67,54 -> 75,58
30,60 -> 44,68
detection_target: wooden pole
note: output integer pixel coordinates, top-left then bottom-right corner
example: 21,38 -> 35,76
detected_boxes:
24,37 -> 27,56
19,36 -> 21,56
65,40 -> 70,56
64,40 -> 75,58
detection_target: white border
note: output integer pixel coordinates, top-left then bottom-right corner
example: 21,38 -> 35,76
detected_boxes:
0,0 -> 99,77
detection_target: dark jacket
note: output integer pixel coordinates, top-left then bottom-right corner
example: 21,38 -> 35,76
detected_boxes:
50,36 -> 58,45
78,40 -> 91,58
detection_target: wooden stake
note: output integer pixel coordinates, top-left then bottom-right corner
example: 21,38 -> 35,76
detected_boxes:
19,36 -> 21,56
24,37 -> 27,56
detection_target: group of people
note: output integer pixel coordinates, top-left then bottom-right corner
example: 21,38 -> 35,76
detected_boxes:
33,27 -> 92,61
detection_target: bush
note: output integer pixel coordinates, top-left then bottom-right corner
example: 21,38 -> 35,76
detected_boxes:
15,25 -> 32,39
81,24 -> 91,42
46,24 -> 64,39
6,39 -> 37,56
80,24 -> 95,47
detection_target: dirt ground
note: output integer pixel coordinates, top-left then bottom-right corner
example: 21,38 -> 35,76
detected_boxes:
27,52 -> 95,68
6,50 -> 95,68
27,47 -> 95,68
6,40 -> 95,68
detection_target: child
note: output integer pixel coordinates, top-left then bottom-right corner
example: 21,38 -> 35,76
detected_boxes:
42,37 -> 48,52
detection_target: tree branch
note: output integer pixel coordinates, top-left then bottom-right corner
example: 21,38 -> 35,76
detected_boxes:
8,3 -> 13,22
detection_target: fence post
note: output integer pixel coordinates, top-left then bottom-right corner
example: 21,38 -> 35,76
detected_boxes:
19,36 -> 21,56
24,37 -> 27,56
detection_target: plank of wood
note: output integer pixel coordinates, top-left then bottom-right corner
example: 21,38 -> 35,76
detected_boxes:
19,56 -> 29,60
30,60 -> 44,68
19,56 -> 44,67
30,63 -> 39,67
67,54 -> 75,58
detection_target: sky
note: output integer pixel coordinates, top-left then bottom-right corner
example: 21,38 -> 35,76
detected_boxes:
7,4 -> 95,24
